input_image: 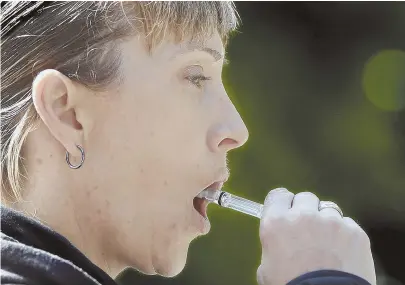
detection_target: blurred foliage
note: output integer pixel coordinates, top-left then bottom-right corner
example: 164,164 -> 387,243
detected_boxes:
117,2 -> 405,285
363,50 -> 405,111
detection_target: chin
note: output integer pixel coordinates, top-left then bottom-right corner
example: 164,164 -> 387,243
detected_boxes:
155,265 -> 185,278
154,258 -> 187,277
152,243 -> 190,277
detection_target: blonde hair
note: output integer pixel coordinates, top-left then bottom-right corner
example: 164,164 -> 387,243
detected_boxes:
1,1 -> 239,205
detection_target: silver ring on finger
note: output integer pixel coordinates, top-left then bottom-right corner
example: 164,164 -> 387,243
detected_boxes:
318,201 -> 343,218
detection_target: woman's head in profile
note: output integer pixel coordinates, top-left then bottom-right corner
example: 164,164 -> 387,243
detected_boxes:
1,1 -> 249,278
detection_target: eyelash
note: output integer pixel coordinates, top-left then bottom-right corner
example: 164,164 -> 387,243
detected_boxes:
186,75 -> 212,89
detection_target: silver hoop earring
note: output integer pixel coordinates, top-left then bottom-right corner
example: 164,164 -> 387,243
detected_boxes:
66,145 -> 85,169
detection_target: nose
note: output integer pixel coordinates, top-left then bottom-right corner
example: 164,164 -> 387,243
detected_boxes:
207,95 -> 249,153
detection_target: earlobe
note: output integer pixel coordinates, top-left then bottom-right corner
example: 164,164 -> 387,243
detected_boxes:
32,69 -> 84,157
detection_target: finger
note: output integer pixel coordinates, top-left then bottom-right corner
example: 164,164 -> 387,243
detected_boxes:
319,207 -> 343,219
318,201 -> 343,218
343,217 -> 363,230
291,191 -> 320,212
262,188 -> 294,217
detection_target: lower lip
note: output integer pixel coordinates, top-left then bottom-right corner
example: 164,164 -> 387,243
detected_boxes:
192,201 -> 211,235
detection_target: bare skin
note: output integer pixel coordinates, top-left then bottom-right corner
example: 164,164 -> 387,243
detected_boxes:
21,32 -> 247,277
16,31 -> 375,284
258,189 -> 376,285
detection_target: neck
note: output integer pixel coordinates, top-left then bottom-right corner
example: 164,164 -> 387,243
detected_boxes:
11,131 -> 155,277
13,177 -> 123,278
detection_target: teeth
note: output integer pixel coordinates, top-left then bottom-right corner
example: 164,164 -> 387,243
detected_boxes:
196,189 -> 221,203
196,190 -> 208,199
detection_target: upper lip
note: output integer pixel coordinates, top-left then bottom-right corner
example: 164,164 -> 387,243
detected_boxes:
201,172 -> 229,193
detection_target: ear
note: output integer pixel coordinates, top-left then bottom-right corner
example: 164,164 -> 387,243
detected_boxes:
32,69 -> 84,157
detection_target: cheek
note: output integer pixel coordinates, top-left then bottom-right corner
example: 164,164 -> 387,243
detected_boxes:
89,79 -> 214,205
152,214 -> 194,251
119,88 -> 206,164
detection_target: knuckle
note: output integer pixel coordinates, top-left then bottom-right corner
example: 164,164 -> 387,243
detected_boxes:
270,187 -> 290,194
319,214 -> 343,231
295,191 -> 318,199
264,188 -> 293,205
292,210 -> 318,224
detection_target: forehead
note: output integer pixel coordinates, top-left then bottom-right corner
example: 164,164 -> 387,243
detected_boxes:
152,31 -> 225,62
179,32 -> 225,55
118,31 -> 226,73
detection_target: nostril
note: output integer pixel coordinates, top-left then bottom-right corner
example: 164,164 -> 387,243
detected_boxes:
207,125 -> 248,153
218,138 -> 238,148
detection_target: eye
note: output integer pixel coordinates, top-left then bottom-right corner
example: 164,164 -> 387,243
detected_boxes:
183,65 -> 212,89
186,75 -> 212,89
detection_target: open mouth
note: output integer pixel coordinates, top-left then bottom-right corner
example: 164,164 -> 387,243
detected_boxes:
193,181 -> 224,218
193,196 -> 209,218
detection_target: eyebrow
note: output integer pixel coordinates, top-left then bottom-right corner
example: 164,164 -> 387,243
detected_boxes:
200,47 -> 223,62
172,46 -> 225,62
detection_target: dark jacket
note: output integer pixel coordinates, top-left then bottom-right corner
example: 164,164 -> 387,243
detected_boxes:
1,206 -> 371,285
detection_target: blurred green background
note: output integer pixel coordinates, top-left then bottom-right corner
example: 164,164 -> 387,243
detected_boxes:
117,2 -> 405,285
